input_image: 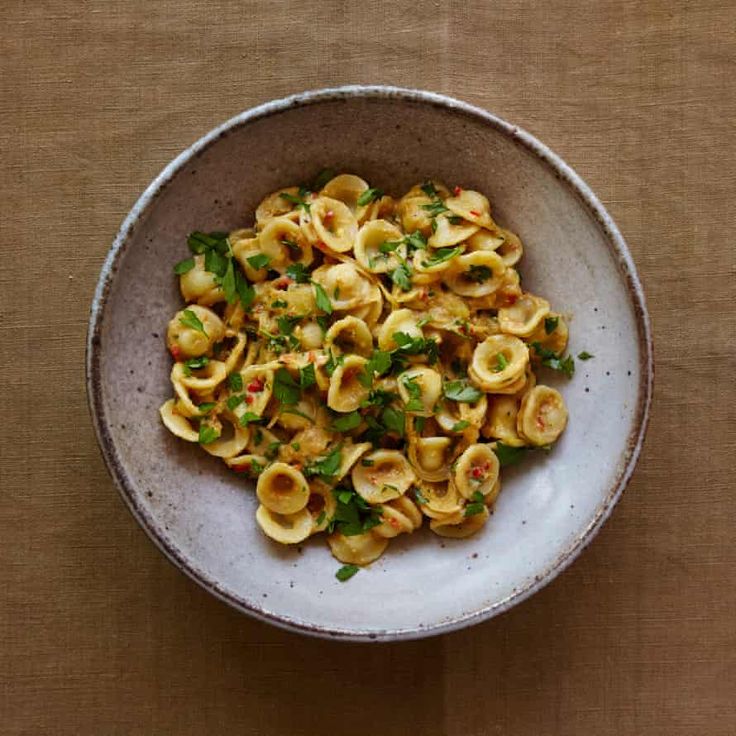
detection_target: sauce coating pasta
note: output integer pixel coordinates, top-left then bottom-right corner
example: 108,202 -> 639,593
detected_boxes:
160,174 -> 575,573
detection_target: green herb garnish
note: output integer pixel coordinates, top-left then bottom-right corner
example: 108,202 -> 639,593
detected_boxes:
173,257 -> 195,275
299,363 -> 316,389
286,263 -> 310,283
578,351 -> 594,360
531,342 -> 575,378
467,264 -> 493,283
421,246 -> 462,268
381,407 -> 405,437
198,424 -> 219,444
313,282 -> 333,314
451,420 -> 470,432
273,367 -> 301,405
179,308 -> 207,336
357,187 -> 384,206
238,412 -> 262,427
493,442 -> 528,466
494,353 -> 509,372
443,380 -> 483,403
228,373 -> 243,392
464,490 -> 486,517
336,564 -> 359,582
246,253 -> 270,270
332,411 -> 362,432
544,316 -> 559,334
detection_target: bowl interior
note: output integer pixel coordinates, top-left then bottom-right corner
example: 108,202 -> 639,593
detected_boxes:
90,90 -> 649,639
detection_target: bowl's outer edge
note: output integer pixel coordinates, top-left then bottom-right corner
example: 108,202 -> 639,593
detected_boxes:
86,85 -> 654,642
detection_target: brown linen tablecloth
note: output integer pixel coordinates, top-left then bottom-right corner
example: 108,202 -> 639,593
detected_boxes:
2,1 -> 734,734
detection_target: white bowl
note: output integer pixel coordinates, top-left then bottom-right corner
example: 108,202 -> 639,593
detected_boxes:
87,86 -> 653,641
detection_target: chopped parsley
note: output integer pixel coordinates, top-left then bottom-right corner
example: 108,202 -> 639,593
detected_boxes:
299,363 -> 316,389
531,342 -> 575,378
335,564 -> 359,582
392,332 -> 439,365
246,253 -> 270,271
184,356 -> 209,372
238,412 -> 262,427
578,351 -> 594,361
173,257 -> 195,275
198,402 -> 216,414
328,484 -> 382,536
544,316 -> 559,334
493,442 -> 528,467
271,299 -> 288,309
451,420 -> 470,432
357,187 -> 384,206
179,308 -> 207,336
421,246 -> 462,268
332,411 -> 362,432
443,380 -> 483,403
187,231 -> 229,255
413,487 -> 428,505
226,394 -> 245,410
198,424 -> 219,445
493,353 -> 509,372
228,373 -> 243,391
305,445 -> 342,482
401,374 -> 424,412
467,264 -> 493,283
313,282 -> 333,314
279,191 -> 311,213
381,406 -> 405,437
273,367 -> 301,405
464,490 -> 486,517
286,263 -> 310,283
390,262 -> 412,291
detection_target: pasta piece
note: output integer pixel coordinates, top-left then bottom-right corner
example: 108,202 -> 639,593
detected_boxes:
172,360 -> 228,393
352,449 -> 416,503
258,216 -> 313,272
428,214 -> 479,248
167,305 -> 225,359
469,334 -> 529,393
256,506 -> 313,544
231,235 -> 270,283
483,395 -> 526,447
336,442 -> 372,481
159,399 -> 199,442
256,462 -> 310,514
327,355 -> 370,412
517,385 -> 568,446
452,443 -> 500,500
415,480 -> 463,518
443,251 -> 506,298
306,481 -> 337,533
310,196 -> 358,253
373,496 -> 423,538
201,414 -> 251,458
408,436 -> 453,482
465,229 -> 505,253
354,219 -> 405,273
444,189 -> 494,229
527,313 -> 569,356
397,367 -> 442,416
320,173 -> 369,211
327,531 -> 388,565
430,507 -> 489,538
377,308 -> 423,351
325,316 -> 373,357
497,293 -> 550,337
255,186 -> 303,225
237,365 -> 275,417
312,263 -> 372,311
496,227 -> 524,266
179,254 -> 225,305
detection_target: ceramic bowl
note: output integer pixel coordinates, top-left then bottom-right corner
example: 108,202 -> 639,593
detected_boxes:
87,86 -> 652,641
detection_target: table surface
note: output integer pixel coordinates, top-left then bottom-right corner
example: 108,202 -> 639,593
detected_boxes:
3,1 -> 735,734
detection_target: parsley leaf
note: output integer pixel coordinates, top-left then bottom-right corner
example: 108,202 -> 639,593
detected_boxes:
332,411 -> 362,432
544,316 -> 559,334
286,263 -> 310,283
239,412 -> 262,427
198,424 -> 219,444
299,363 -> 316,389
305,445 -> 342,482
173,257 -> 195,275
187,231 -> 228,255
531,342 -> 575,378
467,264 -> 493,283
279,191 -> 311,213
228,373 -> 243,391
198,402 -> 216,414
451,420 -> 470,432
494,353 -> 509,372
221,259 -> 237,303
390,262 -> 412,291
247,253 -> 270,270
273,367 -> 300,405
413,487 -> 428,505
381,407 -> 405,436
578,351 -> 594,361
493,442 -> 528,467
336,564 -> 359,582
235,271 -> 255,310
443,380 -> 483,403
357,187 -> 384,206
184,356 -> 209,371
421,201 -> 451,217
464,490 -> 486,517
271,299 -> 288,309
401,374 -> 424,412
405,231 -> 428,250
392,332 -> 439,364
204,247 -> 228,277
313,282 -> 333,314
179,308 -> 207,336
226,394 -> 245,410
421,246 -> 462,268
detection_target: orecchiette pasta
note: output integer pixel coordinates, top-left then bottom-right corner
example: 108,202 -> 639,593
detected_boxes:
160,174 -> 576,577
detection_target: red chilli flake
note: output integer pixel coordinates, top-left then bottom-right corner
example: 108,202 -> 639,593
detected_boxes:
453,186 -> 462,196
324,210 -> 335,224
247,378 -> 264,393
245,394 -> 254,404
469,210 -> 481,217
274,276 -> 292,290
170,345 -> 181,360
233,463 -> 250,473
471,466 -> 485,479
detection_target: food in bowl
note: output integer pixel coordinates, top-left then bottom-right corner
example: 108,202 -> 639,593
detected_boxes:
159,172 -> 577,577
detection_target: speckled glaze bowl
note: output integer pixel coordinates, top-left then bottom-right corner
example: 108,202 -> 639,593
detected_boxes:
87,86 -> 652,641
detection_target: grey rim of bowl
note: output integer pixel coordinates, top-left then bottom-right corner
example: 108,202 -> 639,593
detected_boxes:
86,85 -> 654,642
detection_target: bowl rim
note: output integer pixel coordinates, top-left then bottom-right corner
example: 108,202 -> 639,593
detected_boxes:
86,85 -> 654,642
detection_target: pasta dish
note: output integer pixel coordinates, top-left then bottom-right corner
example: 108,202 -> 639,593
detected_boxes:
159,173 -> 576,580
